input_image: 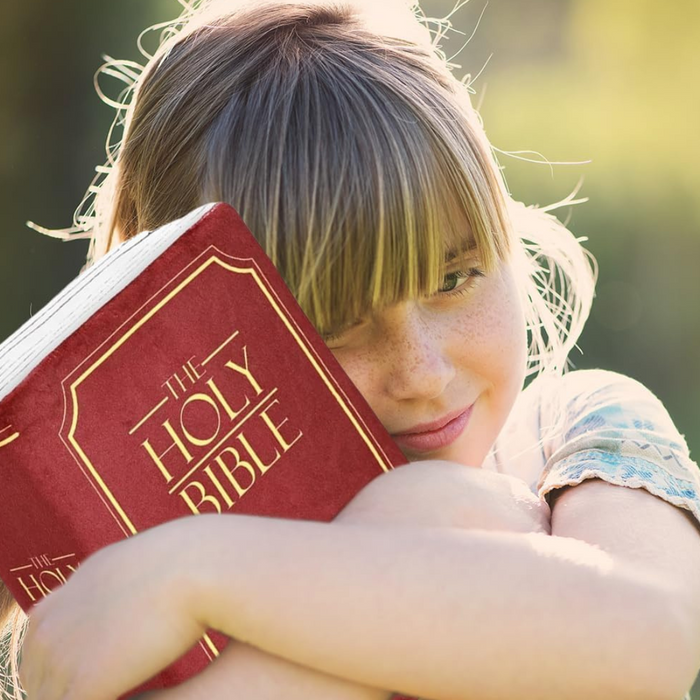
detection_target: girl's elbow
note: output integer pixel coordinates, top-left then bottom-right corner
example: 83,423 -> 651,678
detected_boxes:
660,593 -> 700,700
621,584 -> 700,700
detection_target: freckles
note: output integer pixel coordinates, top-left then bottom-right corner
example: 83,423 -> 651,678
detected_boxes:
460,274 -> 524,362
334,346 -> 380,394
401,336 -> 444,377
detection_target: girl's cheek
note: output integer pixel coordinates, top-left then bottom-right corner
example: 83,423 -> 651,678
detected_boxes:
489,269 -> 529,395
457,267 -> 528,393
329,346 -> 379,403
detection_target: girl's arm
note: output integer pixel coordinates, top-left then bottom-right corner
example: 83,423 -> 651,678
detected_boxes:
131,462 -> 550,700
136,642 -> 392,700
185,516 -> 691,700
175,459 -> 699,700
21,462 -> 691,700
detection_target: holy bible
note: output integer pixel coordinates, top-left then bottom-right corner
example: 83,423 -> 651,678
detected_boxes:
0,202 -> 409,697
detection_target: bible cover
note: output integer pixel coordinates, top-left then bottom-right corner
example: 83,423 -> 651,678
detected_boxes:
0,202 -> 409,697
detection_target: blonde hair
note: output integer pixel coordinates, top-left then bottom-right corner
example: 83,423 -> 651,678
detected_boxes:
0,596 -> 26,699
8,1 -> 597,696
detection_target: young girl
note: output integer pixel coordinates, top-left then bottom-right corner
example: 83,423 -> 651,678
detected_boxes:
4,0 -> 700,698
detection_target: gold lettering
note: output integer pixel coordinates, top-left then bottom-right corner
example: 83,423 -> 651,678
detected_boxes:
237,431 -> 281,475
163,378 -> 179,400
214,446 -> 256,498
163,361 -> 202,401
174,373 -> 187,393
206,377 -> 250,422
180,393 -> 221,447
30,554 -> 52,569
142,419 -> 194,483
182,363 -> 196,383
17,574 -> 48,602
225,346 -> 263,396
259,400 -> 304,452
163,372 -> 188,399
16,563 -> 77,602
187,357 -> 204,380
179,481 -> 222,515
203,465 -> 234,508
38,569 -> 67,592
173,391 -> 301,511
0,431 -> 19,448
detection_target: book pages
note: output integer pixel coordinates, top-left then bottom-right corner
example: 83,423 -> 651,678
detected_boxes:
0,203 -> 217,400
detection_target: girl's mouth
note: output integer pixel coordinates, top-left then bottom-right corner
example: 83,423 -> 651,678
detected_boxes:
391,404 -> 474,453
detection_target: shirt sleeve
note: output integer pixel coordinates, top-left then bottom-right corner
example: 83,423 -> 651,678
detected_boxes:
535,369 -> 700,531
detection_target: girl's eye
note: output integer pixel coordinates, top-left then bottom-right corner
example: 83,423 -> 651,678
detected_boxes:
438,267 -> 486,297
321,318 -> 365,343
322,330 -> 342,343
322,267 -> 485,343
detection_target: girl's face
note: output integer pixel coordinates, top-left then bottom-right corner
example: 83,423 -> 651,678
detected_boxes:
326,255 -> 528,467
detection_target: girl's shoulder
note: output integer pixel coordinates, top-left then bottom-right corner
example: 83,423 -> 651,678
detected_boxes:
535,368 -> 688,452
487,368 -> 695,493
513,367 -> 677,442
515,369 -> 700,531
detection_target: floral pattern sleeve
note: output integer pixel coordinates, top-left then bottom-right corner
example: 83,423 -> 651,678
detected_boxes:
535,369 -> 700,533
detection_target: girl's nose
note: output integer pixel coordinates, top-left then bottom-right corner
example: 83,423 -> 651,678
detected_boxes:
379,306 -> 456,402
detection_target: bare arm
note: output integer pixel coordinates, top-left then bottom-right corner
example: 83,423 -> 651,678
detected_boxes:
135,462 -> 550,700
136,642 -> 391,700
28,459 -> 689,700
167,464 -> 674,700
139,370 -> 700,700
548,478 -> 700,699
24,460 -> 682,700
22,461 -> 554,700
184,514 -> 677,700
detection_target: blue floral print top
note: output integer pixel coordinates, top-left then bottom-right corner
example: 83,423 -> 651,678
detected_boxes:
486,368 -> 700,530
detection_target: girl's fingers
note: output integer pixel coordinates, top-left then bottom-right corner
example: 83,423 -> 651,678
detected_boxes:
16,522 -> 207,700
19,612 -> 61,700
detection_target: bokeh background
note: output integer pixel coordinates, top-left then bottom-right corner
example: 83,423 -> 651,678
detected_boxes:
1,0 -> 698,695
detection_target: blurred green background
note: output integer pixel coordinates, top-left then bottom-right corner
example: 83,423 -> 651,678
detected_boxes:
0,0 -> 698,695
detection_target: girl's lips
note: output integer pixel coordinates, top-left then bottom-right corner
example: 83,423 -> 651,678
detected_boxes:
391,404 -> 474,453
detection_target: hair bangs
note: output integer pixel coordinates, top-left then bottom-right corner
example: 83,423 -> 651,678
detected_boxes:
305,136 -> 496,339
294,98 -> 509,337
200,31 -> 508,338
99,2 -> 513,340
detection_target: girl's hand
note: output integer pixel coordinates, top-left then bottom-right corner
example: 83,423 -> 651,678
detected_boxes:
19,517 -> 206,700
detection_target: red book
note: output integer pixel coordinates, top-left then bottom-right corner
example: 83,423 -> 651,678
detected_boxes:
0,202 -> 409,697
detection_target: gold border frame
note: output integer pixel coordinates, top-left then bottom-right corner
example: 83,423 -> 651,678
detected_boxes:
59,248 -> 394,660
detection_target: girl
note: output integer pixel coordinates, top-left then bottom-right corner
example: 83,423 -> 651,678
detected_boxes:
5,0 -> 700,698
